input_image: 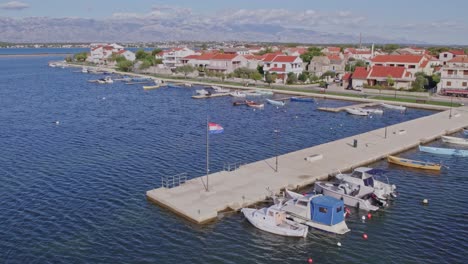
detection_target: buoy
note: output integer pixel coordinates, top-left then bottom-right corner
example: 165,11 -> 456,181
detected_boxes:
102,97 -> 106,100
361,215 -> 366,221
367,213 -> 372,219
362,233 -> 368,240
55,121 -> 60,125
422,199 -> 428,205
308,258 -> 313,263
337,242 -> 342,247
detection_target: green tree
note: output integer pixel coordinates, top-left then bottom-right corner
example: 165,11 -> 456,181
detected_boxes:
432,73 -> 441,84
298,71 -> 309,82
175,65 -> 196,78
257,65 -> 264,75
286,72 -> 298,84
265,72 -> 276,86
300,47 -> 324,63
320,71 -> 336,79
139,60 -> 152,70
251,72 -> 263,83
412,74 -> 429,91
74,52 -> 88,62
155,58 -> 163,65
428,47 -> 449,56
387,75 -> 395,87
117,60 -> 134,72
234,67 -> 256,79
151,48 -> 163,57
135,49 -> 149,60
65,56 -> 72,63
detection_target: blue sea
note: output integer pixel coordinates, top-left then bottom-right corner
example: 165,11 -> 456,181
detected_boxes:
0,52 -> 466,263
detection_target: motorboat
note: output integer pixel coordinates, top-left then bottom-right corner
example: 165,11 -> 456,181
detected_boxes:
246,101 -> 264,109
442,136 -> 468,146
183,83 -> 192,87
290,97 -> 314,102
361,108 -> 384,114
81,67 -> 89,73
230,91 -> 247,98
335,167 -> 397,201
104,76 -> 113,84
266,99 -> 285,107
387,155 -> 441,171
241,204 -> 308,238
211,86 -> 230,93
196,89 -> 210,96
314,181 -> 383,211
281,190 -> 350,234
143,83 -> 161,90
380,103 -> 406,111
419,145 -> 468,157
345,108 -> 368,116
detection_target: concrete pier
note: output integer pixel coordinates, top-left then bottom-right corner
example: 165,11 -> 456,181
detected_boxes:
147,107 -> 468,224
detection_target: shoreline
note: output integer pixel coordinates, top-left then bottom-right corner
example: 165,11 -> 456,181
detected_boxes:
0,53 -> 72,57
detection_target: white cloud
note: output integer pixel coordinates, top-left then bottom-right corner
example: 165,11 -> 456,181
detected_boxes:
0,1 -> 29,10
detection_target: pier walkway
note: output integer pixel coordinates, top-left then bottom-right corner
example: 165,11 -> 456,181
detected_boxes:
147,107 -> 468,224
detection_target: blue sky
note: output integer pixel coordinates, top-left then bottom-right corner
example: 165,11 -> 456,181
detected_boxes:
1,0 -> 467,44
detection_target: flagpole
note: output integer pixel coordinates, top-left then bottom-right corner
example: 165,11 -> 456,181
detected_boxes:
206,116 -> 209,192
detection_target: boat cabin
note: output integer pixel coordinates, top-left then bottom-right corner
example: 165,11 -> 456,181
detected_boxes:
310,195 -> 345,226
347,167 -> 386,187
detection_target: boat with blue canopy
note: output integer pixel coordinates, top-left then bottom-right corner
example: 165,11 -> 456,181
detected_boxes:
419,145 -> 468,157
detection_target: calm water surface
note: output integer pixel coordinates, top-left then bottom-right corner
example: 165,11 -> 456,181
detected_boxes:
0,55 -> 466,263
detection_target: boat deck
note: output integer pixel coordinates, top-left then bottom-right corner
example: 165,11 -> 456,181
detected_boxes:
146,106 -> 468,224
317,102 -> 379,112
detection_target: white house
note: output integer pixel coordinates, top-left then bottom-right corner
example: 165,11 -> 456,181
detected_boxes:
114,50 -> 136,62
439,50 -> 465,65
156,47 -> 196,69
88,43 -> 125,63
262,55 -> 303,82
371,54 -> 432,76
439,56 -> 468,91
205,53 -> 248,74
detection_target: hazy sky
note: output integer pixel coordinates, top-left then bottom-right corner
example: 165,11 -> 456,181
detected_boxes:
1,0 -> 467,44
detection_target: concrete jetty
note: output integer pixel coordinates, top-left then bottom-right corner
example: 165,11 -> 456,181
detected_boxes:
146,106 -> 468,224
317,102 -> 379,112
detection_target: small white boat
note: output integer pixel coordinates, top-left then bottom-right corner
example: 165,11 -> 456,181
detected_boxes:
256,90 -> 274,96
196,89 -> 210,96
104,76 -> 113,84
361,108 -> 384,114
314,181 -> 382,211
247,102 -> 264,109
266,99 -> 285,107
211,86 -> 230,93
336,167 -> 397,201
241,204 -> 308,238
442,136 -> 468,146
183,83 -> 192,87
81,67 -> 89,73
380,103 -> 406,111
345,108 -> 368,116
419,145 -> 468,157
281,190 -> 350,234
48,62 -> 57,67
229,91 -> 247,98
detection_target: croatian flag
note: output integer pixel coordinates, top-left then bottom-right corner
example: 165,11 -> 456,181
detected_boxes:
208,122 -> 224,134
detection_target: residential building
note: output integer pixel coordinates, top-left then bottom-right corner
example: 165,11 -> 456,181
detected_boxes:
114,50 -> 136,62
344,48 -> 374,61
349,66 -> 412,89
262,55 -> 303,82
88,43 -> 125,63
322,46 -> 341,55
283,47 -> 307,56
205,53 -> 248,74
307,55 -> 345,78
223,48 -> 251,55
350,67 -> 369,88
439,56 -> 468,91
371,54 -> 432,76
156,47 -> 196,69
439,50 -> 465,65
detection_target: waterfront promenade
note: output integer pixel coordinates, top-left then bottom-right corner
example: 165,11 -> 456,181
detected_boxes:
147,106 -> 468,224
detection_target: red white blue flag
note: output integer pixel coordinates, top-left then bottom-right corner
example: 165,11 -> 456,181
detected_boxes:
208,123 -> 224,134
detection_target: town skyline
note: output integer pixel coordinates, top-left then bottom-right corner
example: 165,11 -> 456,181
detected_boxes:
1,0 -> 468,44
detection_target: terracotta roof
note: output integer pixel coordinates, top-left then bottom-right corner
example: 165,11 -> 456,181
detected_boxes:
449,50 -> 465,56
326,47 -> 341,53
211,53 -> 239,60
197,53 -> 217,60
368,66 -> 406,79
261,53 -> 283,62
372,55 -> 424,64
448,55 -> 468,63
243,54 -> 262,60
182,55 -> 200,60
272,55 -> 298,63
352,67 -> 369,79
420,60 -> 429,68
342,72 -> 352,80
327,54 -> 341,61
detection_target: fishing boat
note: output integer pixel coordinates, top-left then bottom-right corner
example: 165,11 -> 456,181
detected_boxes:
345,108 -> 368,116
281,190 -> 350,234
361,108 -> 384,114
211,86 -> 230,93
314,181 -> 383,211
387,156 -> 441,171
229,91 -> 247,98
419,145 -> 468,157
246,101 -> 264,109
335,167 -> 397,201
266,99 -> 285,107
241,203 -> 308,238
380,103 -> 406,111
290,97 -> 314,102
442,136 -> 468,146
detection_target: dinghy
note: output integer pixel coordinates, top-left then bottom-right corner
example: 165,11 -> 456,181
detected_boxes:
246,102 -> 264,109
266,99 -> 285,107
419,145 -> 468,157
281,190 -> 350,234
380,103 -> 406,111
361,108 -> 384,114
442,136 -> 468,146
241,204 -> 308,238
387,156 -> 441,171
345,108 -> 368,116
290,97 -> 314,102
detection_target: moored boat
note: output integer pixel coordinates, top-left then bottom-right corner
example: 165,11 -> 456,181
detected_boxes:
229,91 -> 247,98
281,190 -> 350,234
419,145 -> 468,157
387,155 -> 441,171
290,97 -> 314,102
143,84 -> 161,90
345,108 -> 368,116
361,108 -> 384,114
442,136 -> 468,146
241,204 -> 308,238
233,100 -> 254,106
380,103 -> 406,111
211,86 -> 230,93
256,90 -> 274,96
183,83 -> 192,87
196,89 -> 210,96
266,99 -> 285,107
81,67 -> 89,73
246,101 -> 264,109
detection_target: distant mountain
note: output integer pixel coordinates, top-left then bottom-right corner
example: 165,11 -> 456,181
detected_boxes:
0,16 -> 425,44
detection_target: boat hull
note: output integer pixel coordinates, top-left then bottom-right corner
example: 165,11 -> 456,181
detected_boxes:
442,136 -> 468,146
314,182 -> 380,211
387,156 -> 441,170
419,145 -> 468,157
266,99 -> 285,106
143,85 -> 161,90
241,208 -> 308,238
345,108 -> 368,116
380,103 -> 406,111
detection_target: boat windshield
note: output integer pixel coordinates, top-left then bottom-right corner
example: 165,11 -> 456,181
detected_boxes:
363,177 -> 374,187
